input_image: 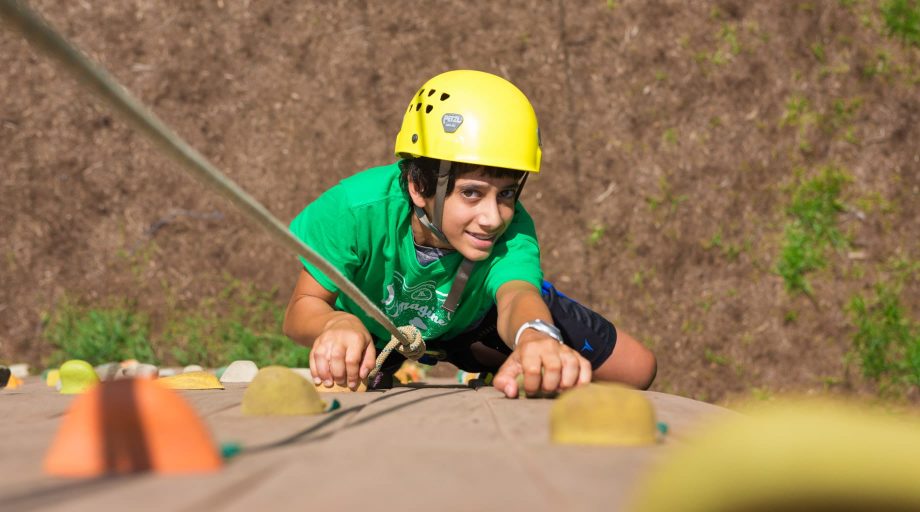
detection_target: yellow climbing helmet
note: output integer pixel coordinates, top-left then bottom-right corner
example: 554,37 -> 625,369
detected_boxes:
394,70 -> 542,173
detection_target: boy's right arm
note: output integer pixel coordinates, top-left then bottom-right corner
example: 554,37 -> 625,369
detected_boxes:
283,269 -> 376,391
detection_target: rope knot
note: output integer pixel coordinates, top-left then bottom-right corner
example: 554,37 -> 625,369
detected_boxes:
366,325 -> 426,387
393,325 -> 426,360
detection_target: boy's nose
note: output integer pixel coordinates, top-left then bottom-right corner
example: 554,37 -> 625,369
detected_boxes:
477,198 -> 503,231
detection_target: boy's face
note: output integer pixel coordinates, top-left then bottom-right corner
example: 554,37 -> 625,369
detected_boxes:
410,168 -> 521,261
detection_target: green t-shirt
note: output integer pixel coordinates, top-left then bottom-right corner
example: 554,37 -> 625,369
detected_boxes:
289,162 -> 543,346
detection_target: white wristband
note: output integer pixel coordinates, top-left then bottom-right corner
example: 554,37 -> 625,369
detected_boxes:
513,319 -> 563,349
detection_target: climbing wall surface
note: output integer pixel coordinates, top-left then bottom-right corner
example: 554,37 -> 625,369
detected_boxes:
0,380 -> 729,511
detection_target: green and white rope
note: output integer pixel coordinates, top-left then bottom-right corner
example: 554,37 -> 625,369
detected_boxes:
0,1 -> 420,368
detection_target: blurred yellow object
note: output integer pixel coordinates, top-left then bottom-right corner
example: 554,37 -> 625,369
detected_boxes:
59,360 -> 101,394
630,400 -> 920,512
241,366 -> 326,416
46,369 -> 60,387
158,371 -> 224,390
394,361 -> 424,384
550,383 -> 657,445
5,374 -> 23,390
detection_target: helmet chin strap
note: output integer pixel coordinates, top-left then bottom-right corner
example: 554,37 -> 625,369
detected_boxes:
412,159 -> 451,243
412,159 -> 472,313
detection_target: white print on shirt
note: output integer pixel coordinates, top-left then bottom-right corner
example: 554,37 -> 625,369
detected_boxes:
382,271 -> 451,335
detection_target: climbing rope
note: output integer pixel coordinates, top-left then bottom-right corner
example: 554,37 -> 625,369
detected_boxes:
367,325 -> 426,386
0,1 -> 419,367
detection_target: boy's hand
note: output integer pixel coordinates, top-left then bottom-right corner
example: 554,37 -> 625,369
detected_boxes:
309,314 -> 376,391
492,332 -> 592,398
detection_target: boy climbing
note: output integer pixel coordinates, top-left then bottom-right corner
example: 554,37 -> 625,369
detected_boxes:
283,70 -> 656,398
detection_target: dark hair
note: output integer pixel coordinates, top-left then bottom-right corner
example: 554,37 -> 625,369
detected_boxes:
398,157 -> 526,198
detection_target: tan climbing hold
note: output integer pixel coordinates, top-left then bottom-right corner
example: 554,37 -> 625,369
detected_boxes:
315,381 -> 367,393
60,360 -> 101,395
241,366 -> 326,416
95,362 -> 121,381
550,383 -> 657,446
117,363 -> 159,379
158,371 -> 224,390
514,373 -> 558,399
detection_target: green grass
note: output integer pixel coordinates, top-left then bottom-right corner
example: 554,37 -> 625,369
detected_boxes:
44,300 -> 158,367
862,50 -> 893,78
662,128 -> 678,145
587,223 -> 606,246
703,230 -> 743,261
43,279 -> 310,369
646,176 -> 688,214
776,166 -> 850,295
881,0 -> 920,47
780,95 -> 814,128
810,41 -> 826,62
849,281 -> 920,391
704,348 -> 729,366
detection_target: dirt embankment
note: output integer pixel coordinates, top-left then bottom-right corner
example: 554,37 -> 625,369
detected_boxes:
1,1 -> 918,403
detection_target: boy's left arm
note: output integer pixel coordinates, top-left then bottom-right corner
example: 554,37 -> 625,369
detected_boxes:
492,280 -> 592,398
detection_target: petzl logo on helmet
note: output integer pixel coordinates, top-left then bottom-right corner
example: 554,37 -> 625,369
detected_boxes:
441,113 -> 463,133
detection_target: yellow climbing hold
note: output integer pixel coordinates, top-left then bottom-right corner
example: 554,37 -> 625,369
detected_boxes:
158,371 -> 224,390
630,399 -> 920,512
46,369 -> 60,387
241,366 -> 326,416
550,383 -> 657,446
59,360 -> 101,395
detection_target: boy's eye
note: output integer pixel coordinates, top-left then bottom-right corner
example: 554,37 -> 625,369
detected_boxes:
460,188 -> 481,199
499,189 -> 518,200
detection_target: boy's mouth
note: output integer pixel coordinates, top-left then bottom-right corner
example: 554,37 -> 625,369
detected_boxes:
465,231 -> 497,248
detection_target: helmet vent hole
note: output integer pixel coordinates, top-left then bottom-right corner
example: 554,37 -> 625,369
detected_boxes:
428,89 -> 436,97
418,89 -> 425,97
440,93 -> 450,101
415,103 -> 422,111
425,105 -> 433,114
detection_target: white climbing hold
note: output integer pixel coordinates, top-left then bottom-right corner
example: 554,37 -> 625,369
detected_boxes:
10,363 -> 29,379
219,360 -> 259,383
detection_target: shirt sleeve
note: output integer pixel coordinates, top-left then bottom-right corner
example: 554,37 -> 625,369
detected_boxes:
288,184 -> 361,293
484,202 -> 543,299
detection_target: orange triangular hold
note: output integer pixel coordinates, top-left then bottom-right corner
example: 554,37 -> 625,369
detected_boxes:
43,378 -> 222,476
